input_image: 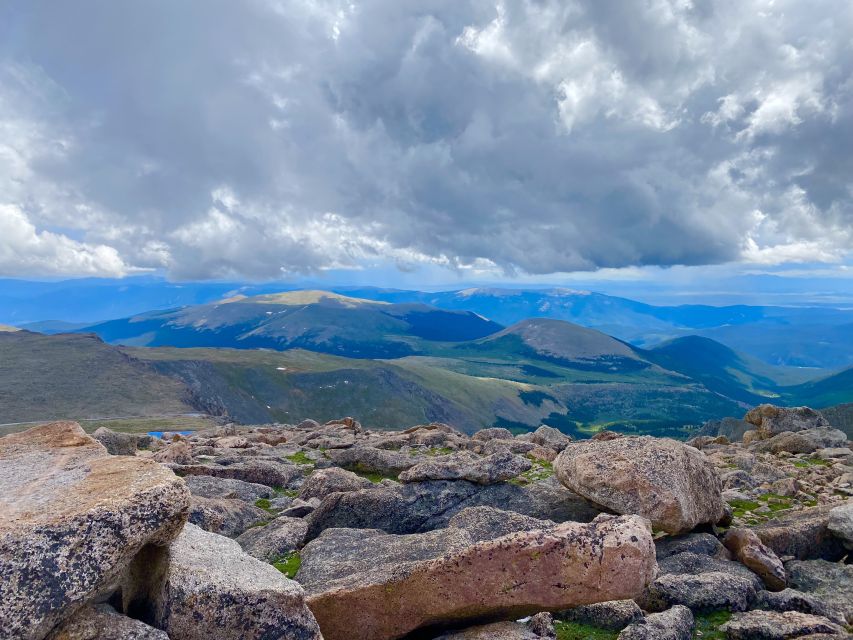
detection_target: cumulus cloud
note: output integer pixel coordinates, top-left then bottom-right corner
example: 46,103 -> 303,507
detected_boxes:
0,0 -> 850,279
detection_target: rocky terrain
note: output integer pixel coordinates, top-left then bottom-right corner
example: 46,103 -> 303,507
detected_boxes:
2,405 -> 851,639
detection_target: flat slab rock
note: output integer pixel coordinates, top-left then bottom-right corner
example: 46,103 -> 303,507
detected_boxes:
298,514 -> 656,640
721,610 -> 846,639
555,436 -> 724,534
0,422 -> 190,640
118,523 -> 321,640
45,604 -> 168,640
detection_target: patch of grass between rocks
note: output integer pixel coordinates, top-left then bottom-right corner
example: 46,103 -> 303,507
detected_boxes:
692,609 -> 732,639
271,551 -> 301,578
554,621 -> 618,640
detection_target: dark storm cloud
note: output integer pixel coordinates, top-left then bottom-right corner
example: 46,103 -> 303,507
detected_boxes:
0,0 -> 851,278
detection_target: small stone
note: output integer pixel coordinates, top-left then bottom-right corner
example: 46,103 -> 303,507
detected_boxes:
617,605 -> 694,640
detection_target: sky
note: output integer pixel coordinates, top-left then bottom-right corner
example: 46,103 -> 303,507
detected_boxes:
0,0 -> 851,296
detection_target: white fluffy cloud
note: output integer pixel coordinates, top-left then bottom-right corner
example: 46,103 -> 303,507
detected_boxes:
0,0 -> 850,279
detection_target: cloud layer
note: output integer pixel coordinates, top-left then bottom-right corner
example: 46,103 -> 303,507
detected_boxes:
0,0 -> 851,278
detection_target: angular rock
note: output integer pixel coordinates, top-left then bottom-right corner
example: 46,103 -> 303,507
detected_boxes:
152,441 -> 193,465
517,425 -> 572,451
299,515 -> 657,640
558,600 -> 643,630
745,405 -> 830,439
754,505 -> 846,560
305,478 -> 600,541
756,588 -> 848,626
471,427 -> 514,441
187,496 -> 268,537
554,436 -> 724,534
751,428 -> 848,455
446,506 -> 554,542
827,501 -> 853,550
297,467 -> 372,500
527,612 -> 556,638
328,445 -> 416,476
642,572 -> 758,612
723,528 -> 787,591
173,459 -> 302,488
45,604 -> 168,640
655,533 -> 726,560
183,475 -> 274,502
118,523 -> 321,640
656,551 -> 762,588
617,605 -> 694,640
281,497 -> 320,518
786,560 -> 853,624
92,427 -> 139,456
236,516 -> 308,561
398,451 -> 532,484
721,610 -> 845,639
0,422 -> 189,640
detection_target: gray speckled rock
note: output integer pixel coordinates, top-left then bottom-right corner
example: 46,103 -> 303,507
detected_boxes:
236,516 -> 308,561
617,605 -> 694,640
398,451 -> 532,484
187,495 -> 268,537
642,572 -> 758,612
655,533 -> 727,560
297,467 -> 372,500
554,436 -> 724,534
721,610 -> 845,639
119,523 -> 321,640
45,604 -> 168,640
750,428 -> 848,454
328,445 -> 417,475
517,425 -> 572,452
786,560 -> 853,624
92,427 -> 140,456
183,475 -> 274,501
756,589 -> 848,626
447,506 -> 554,542
745,405 -> 830,439
0,422 -> 189,640
471,427 -> 514,441
558,600 -> 643,630
305,478 -> 600,541
298,515 -> 657,640
657,551 -> 763,588
754,505 -> 846,561
827,501 -> 853,550
173,459 -> 302,488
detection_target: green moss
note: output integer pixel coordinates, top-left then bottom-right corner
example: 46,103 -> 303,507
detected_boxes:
286,451 -> 314,465
728,498 -> 760,512
793,458 -> 831,468
693,610 -> 732,639
273,486 -> 298,498
353,469 -> 397,483
254,498 -> 272,510
554,621 -> 618,640
510,455 -> 555,485
411,446 -> 454,457
272,551 -> 301,578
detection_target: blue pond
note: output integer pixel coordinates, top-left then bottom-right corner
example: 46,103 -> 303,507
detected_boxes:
147,430 -> 193,439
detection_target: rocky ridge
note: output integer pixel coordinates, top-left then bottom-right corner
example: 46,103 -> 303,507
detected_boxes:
2,406 -> 851,640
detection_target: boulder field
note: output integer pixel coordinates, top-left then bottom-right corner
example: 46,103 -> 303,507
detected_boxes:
1,406 -> 851,640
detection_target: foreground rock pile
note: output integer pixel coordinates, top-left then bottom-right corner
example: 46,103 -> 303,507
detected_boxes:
2,407 -> 851,639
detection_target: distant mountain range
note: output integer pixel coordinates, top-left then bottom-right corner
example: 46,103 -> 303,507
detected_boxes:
1,290 -> 851,437
4,278 -> 852,369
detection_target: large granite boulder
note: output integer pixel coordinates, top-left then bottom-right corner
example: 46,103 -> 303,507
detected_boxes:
745,405 -> 830,439
554,436 -> 724,534
517,425 -> 572,452
92,427 -> 141,456
298,514 -> 656,640
750,428 -> 848,454
786,560 -> 853,624
118,523 -> 321,640
753,505 -> 846,560
0,422 -> 189,640
398,451 -> 532,484
45,604 -> 168,640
